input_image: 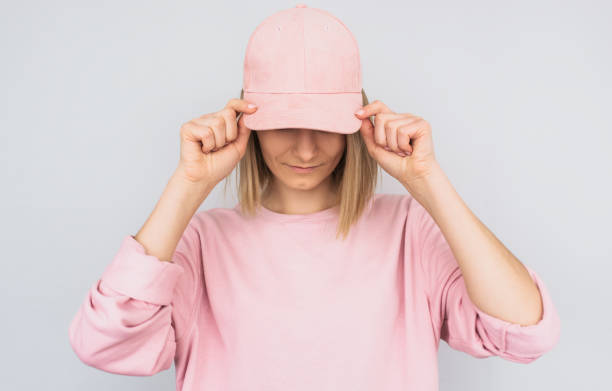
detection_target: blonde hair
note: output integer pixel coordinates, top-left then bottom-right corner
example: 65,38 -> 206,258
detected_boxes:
223,88 -> 380,240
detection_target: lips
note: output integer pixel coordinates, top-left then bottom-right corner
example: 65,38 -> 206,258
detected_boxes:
288,164 -> 319,168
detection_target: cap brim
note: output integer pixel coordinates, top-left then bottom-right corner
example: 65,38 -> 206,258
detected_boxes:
242,91 -> 363,134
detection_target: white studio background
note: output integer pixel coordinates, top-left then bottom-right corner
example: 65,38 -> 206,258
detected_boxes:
1,0 -> 609,390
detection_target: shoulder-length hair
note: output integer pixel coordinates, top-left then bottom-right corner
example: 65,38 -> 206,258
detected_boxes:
222,88 -> 380,240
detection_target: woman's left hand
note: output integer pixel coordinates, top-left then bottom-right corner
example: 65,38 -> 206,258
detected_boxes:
355,100 -> 438,187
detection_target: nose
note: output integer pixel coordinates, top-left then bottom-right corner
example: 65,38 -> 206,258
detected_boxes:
293,129 -> 318,159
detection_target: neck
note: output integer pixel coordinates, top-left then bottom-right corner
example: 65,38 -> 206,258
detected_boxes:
261,178 -> 338,214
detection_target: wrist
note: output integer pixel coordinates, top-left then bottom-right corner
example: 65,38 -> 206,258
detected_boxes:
172,167 -> 215,193
169,170 -> 215,204
402,161 -> 449,212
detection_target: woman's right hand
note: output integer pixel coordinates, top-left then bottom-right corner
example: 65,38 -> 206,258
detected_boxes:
175,98 -> 257,186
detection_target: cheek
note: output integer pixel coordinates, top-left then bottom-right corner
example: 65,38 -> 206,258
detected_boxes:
325,137 -> 346,158
258,134 -> 288,159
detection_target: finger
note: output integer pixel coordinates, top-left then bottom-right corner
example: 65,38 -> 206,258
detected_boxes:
224,98 -> 258,115
219,108 -> 238,144
181,121 -> 215,154
387,117 -> 421,153
210,116 -> 227,151
199,126 -> 216,154
354,101 -> 395,147
374,113 -> 393,147
355,100 -> 394,119
358,115 -> 377,154
233,113 -> 252,156
397,119 -> 426,155
193,116 -> 226,152
398,125 -> 417,154
397,128 -> 412,155
384,118 -> 400,153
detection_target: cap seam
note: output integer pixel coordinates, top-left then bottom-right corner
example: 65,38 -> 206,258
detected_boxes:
310,7 -> 361,88
302,8 -> 306,91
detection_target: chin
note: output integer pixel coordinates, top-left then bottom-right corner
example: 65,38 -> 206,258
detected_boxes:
284,175 -> 323,189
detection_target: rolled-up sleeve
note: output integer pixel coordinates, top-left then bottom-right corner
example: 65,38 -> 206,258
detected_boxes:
411,197 -> 561,363
99,234 -> 185,305
68,219 -> 204,375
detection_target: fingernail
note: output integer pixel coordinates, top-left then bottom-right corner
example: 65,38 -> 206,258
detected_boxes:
355,109 -> 364,116
248,103 -> 257,108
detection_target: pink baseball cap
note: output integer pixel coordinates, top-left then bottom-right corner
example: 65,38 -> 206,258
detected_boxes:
242,4 -> 363,134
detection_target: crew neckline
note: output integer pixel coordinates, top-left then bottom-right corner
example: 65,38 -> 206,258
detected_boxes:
235,201 -> 340,223
233,194 -> 381,223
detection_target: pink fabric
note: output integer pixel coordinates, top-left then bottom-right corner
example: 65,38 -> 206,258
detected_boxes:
242,5 -> 363,134
68,193 -> 561,390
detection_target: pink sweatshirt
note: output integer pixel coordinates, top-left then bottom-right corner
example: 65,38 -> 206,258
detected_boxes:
68,193 -> 561,390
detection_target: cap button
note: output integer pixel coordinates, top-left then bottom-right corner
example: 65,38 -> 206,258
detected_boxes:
296,4 -> 307,8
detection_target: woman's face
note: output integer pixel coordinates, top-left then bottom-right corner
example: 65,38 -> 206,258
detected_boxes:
256,128 -> 346,191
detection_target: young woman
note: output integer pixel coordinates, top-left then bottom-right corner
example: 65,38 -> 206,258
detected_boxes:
68,5 -> 560,391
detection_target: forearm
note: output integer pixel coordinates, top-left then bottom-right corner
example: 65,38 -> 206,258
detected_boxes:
404,162 -> 543,326
134,170 -> 215,262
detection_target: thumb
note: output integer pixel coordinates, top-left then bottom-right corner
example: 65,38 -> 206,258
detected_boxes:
357,115 -> 379,157
233,113 -> 253,156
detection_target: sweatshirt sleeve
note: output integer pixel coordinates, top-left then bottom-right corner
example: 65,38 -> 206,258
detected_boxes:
68,219 -> 204,376
410,197 -> 561,363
